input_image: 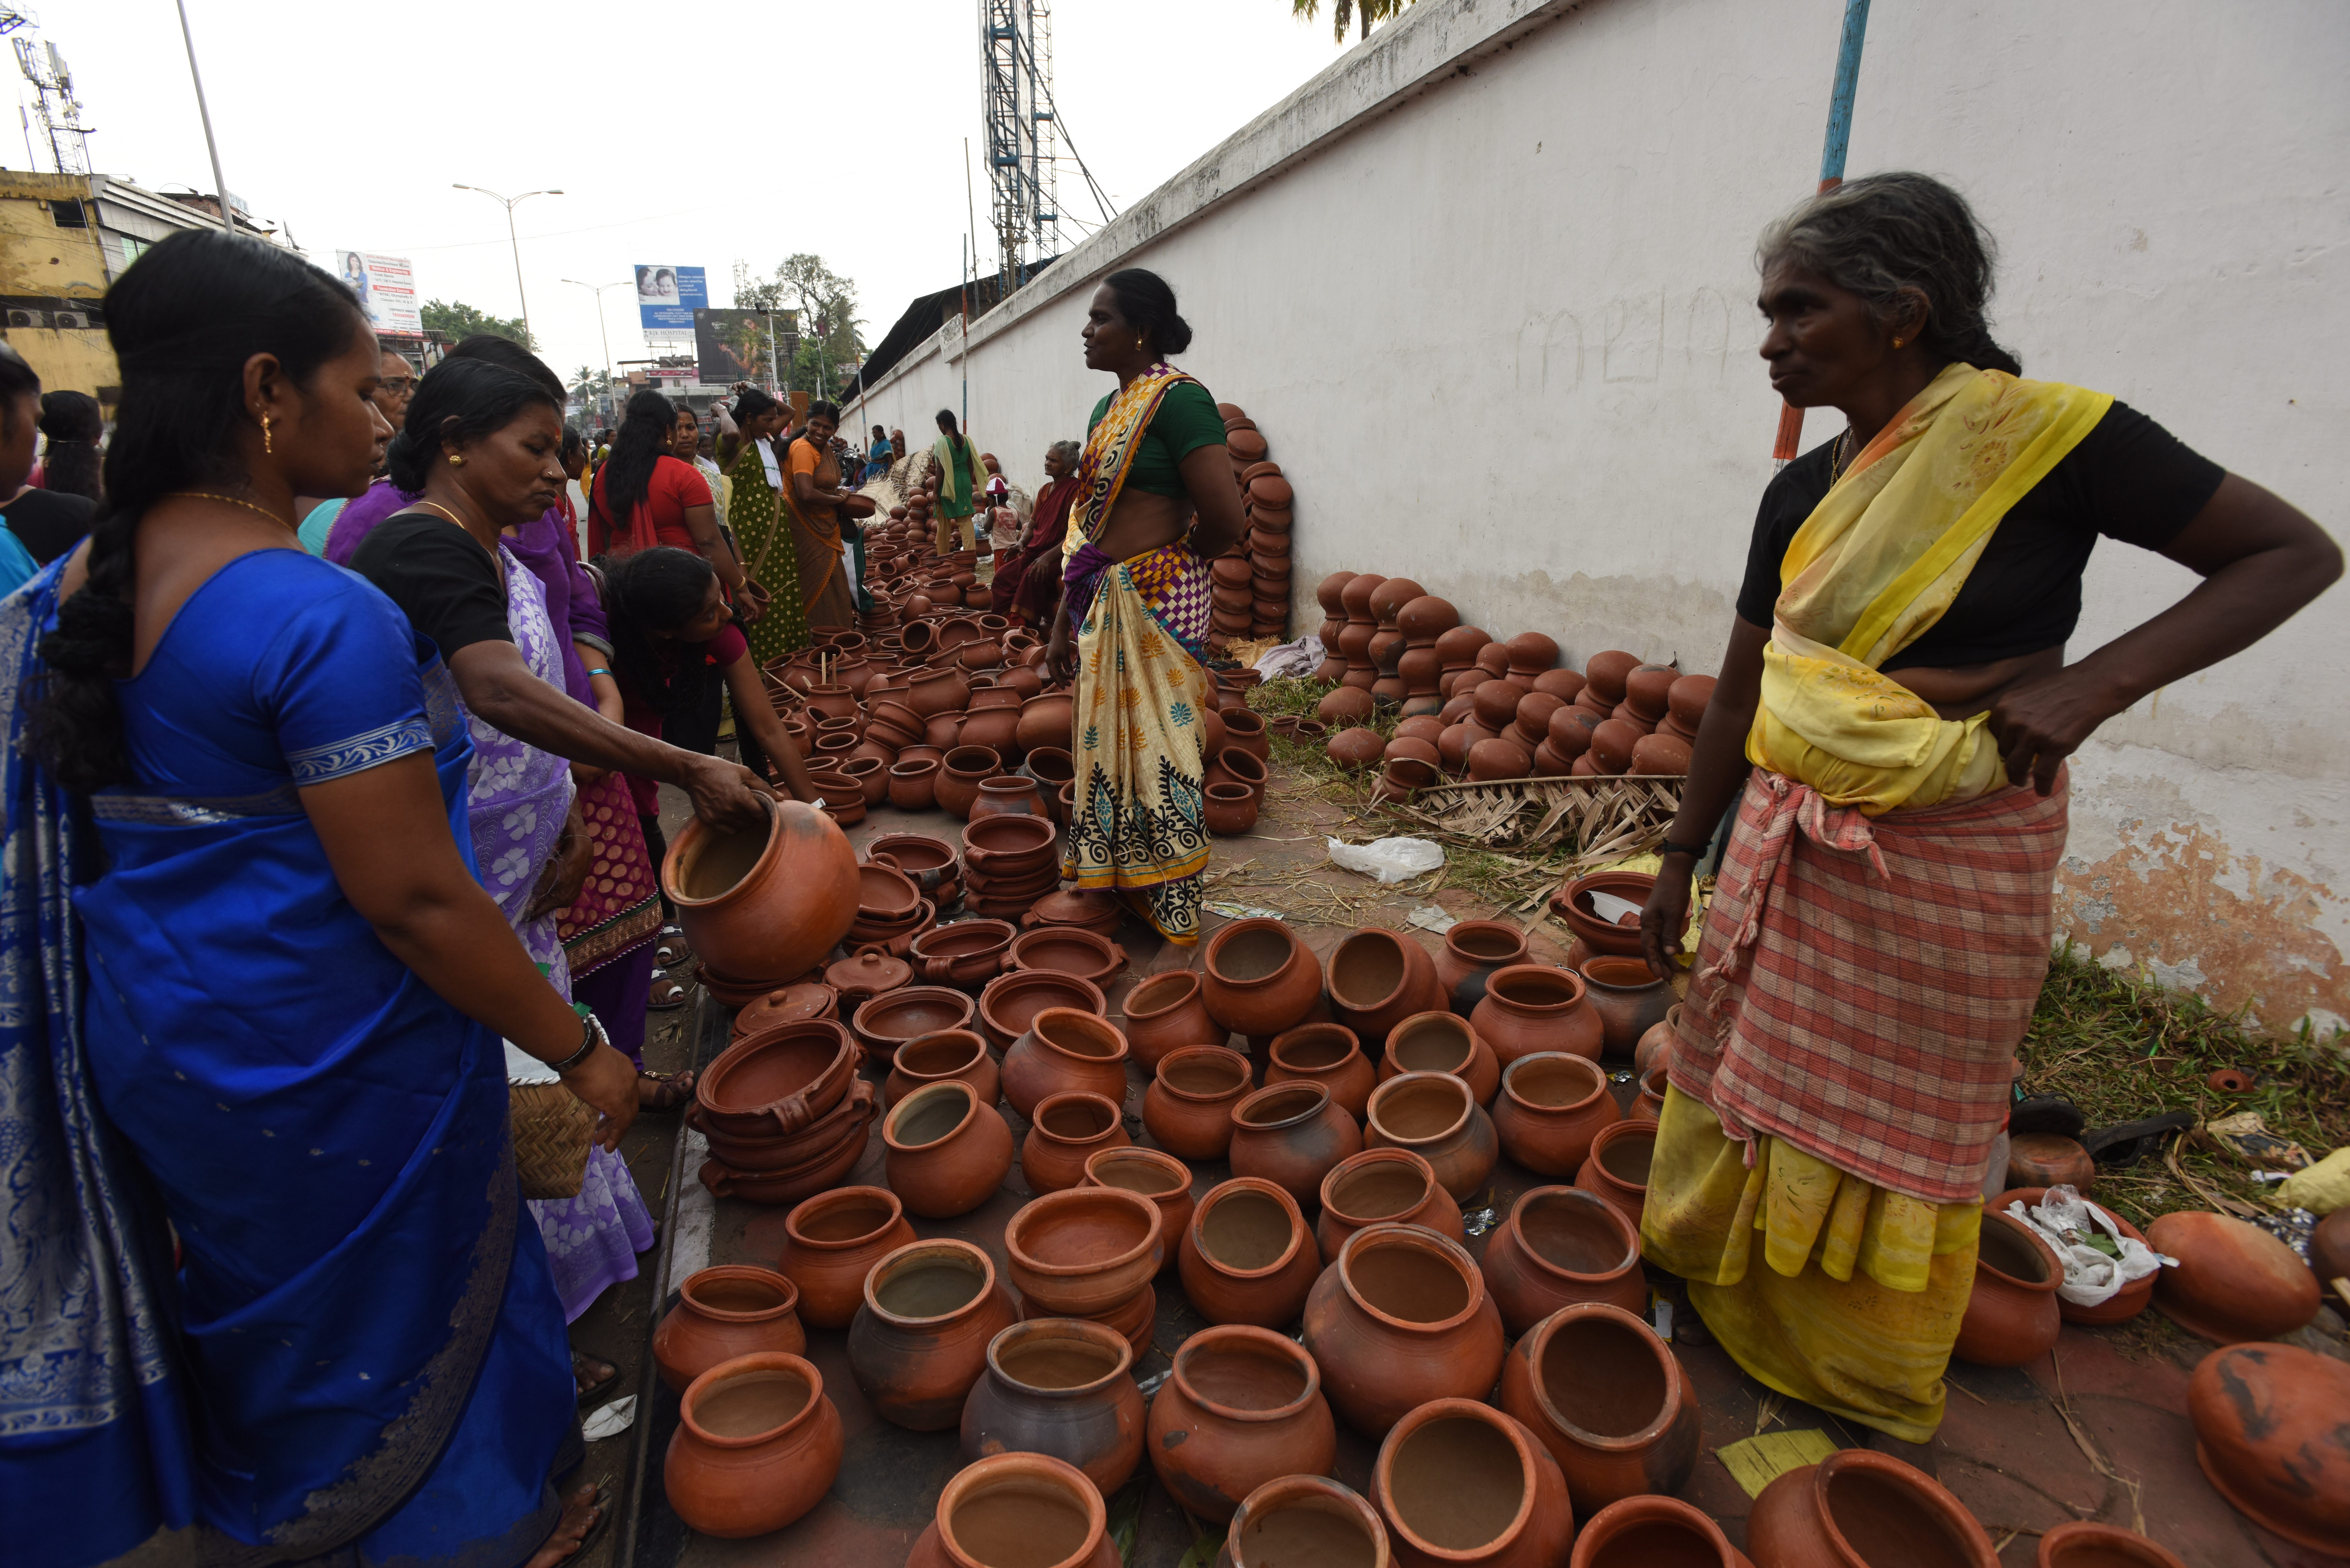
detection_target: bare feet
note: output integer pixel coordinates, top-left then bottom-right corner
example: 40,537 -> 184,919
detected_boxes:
572,1351 -> 617,1400
522,1484 -> 603,1568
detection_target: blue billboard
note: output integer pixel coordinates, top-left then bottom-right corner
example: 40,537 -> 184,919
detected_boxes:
635,264 -> 708,330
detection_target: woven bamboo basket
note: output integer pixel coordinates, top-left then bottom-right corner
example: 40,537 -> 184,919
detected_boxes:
510,1080 -> 595,1199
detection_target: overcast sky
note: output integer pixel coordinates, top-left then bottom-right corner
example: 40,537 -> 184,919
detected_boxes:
25,0 -> 1361,382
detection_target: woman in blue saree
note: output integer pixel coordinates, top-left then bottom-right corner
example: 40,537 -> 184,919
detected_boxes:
0,231 -> 634,1566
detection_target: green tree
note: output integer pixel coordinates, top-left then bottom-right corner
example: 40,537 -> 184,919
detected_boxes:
732,254 -> 866,395
1290,0 -> 1414,43
568,366 -> 615,424
421,298 -> 533,349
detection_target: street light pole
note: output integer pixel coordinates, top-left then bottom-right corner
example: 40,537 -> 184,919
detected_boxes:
173,0 -> 234,234
563,278 -> 625,423
452,183 -> 561,343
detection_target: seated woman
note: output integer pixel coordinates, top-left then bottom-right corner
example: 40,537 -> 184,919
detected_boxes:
1045,269 -> 1247,945
993,438 -> 1081,625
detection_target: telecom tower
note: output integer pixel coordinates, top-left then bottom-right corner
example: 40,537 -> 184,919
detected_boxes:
5,11 -> 93,177
979,0 -> 1059,300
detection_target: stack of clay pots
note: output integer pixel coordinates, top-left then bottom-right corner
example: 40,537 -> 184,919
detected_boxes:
961,813 -> 1061,919
1206,402 -> 1290,651
690,1020 -> 875,1205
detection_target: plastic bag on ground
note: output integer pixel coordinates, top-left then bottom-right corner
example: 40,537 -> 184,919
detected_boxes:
2001,1185 -> 2173,1307
2274,1144 -> 2350,1215
1252,636 -> 1324,680
1327,836 -> 1444,885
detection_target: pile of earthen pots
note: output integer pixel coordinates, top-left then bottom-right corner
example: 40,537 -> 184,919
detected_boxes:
1207,403 -> 1290,652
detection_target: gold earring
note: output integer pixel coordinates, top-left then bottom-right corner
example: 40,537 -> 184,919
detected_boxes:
449,453 -> 466,467
261,414 -> 274,455
1892,336 -> 1907,349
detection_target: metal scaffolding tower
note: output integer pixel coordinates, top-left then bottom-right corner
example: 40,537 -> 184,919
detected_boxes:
8,14 -> 93,177
979,0 -> 1058,300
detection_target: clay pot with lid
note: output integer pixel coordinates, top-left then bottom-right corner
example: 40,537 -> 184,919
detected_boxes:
1006,1185 -> 1164,1314
1082,1147 -> 1194,1269
730,981 -> 838,1041
1023,886 -> 1122,939
1007,926 -> 1128,989
1380,1012 -> 1501,1106
847,1238 -> 1021,1430
663,1352 -> 843,1538
1747,1447 -> 1998,1568
1498,1301 -> 1701,1510
885,1081 -> 1015,1218
906,1451 -> 1119,1568
1480,1187 -> 1646,1335
1302,1223 -> 1507,1438
1999,1187 -> 2155,1326
1493,1052 -> 1621,1176
1266,1022 -> 1376,1119
2007,1132 -> 2096,1191
977,969 -> 1106,1057
853,985 -> 978,1067
959,1319 -> 1146,1495
1577,956 -> 1672,1059
662,796 -> 860,985
1144,1044 -> 1254,1159
1020,1091 -> 1131,1195
1120,970 -> 1227,1067
912,918 -> 1019,991
1203,917 -> 1323,1038
2032,1524 -> 2187,1568
1226,1475 -> 1393,1568
1148,1325 -> 1337,1525
1002,1006 -> 1130,1119
1570,1497 -> 1746,1568
1229,1082 -> 1365,1207
777,1187 -> 917,1329
1574,1120 -> 1655,1232
1373,1396 -> 1574,1568
1365,1071 -> 1498,1201
1179,1177 -> 1323,1329
654,1266 -> 807,1393
1317,1148 -> 1465,1266
2146,1209 -> 2319,1343
1471,964 -> 1605,1065
884,1029 -> 1000,1111
1434,921 -> 1532,1014
2187,1342 -> 2350,1555
1953,1210 -> 2064,1367
1326,928 -> 1446,1044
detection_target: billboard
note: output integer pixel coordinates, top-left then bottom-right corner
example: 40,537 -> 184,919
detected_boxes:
336,250 -> 421,334
693,307 -> 796,387
635,264 -> 708,331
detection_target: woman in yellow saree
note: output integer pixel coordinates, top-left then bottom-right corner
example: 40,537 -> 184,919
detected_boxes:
1045,269 -> 1250,945
1636,173 -> 2338,1454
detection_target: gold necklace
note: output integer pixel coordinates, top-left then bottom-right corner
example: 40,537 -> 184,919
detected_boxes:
410,499 -> 508,600
170,490 -> 294,529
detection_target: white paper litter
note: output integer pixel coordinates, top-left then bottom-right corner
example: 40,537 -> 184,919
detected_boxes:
1327,836 -> 1445,885
504,1040 -> 560,1086
1587,890 -> 1645,925
1206,901 -> 1287,921
1251,636 -> 1325,680
2002,1185 -> 2173,1307
1407,905 -> 1459,934
582,1395 -> 637,1441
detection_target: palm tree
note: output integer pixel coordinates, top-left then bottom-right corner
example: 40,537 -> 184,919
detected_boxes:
1291,0 -> 1414,44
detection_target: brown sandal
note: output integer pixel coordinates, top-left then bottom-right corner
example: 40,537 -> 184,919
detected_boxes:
638,1068 -> 695,1112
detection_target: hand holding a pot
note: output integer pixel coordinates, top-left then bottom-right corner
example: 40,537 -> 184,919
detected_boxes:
679,753 -> 776,831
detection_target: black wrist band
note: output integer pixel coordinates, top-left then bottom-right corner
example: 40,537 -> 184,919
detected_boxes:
550,1012 -> 604,1073
1657,837 -> 1712,860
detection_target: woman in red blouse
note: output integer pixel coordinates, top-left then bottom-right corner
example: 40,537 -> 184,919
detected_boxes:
588,390 -> 756,618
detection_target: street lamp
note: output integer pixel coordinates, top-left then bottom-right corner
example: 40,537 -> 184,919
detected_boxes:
563,278 -> 627,424
452,183 -> 560,344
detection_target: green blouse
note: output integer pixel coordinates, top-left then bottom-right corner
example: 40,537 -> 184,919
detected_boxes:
1085,380 -> 1225,497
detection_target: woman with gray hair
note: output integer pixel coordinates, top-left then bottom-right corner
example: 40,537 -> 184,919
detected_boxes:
992,437 -> 1084,624
1634,171 -> 2337,1454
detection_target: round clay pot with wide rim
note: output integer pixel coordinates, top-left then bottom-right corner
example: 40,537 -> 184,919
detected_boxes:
1480,1187 -> 1646,1335
776,1187 -> 916,1330
1020,1090 -> 1131,1195
936,745 -> 1003,818
1380,1011 -> 1501,1106
847,1238 -> 1021,1431
852,986 -> 978,1069
959,1318 -> 1146,1495
906,1451 -> 1118,1568
1435,921 -> 1533,1014
2188,1343 -> 2350,1556
695,1020 -> 859,1140
1225,1475 -> 1393,1568
1497,1301 -> 1702,1511
1999,1187 -> 2157,1326
1302,1223 -> 1507,1438
663,1351 -> 843,1539
911,918 -> 1019,991
977,969 -> 1106,1058
1570,1496 -> 1746,1568
2147,1210 -> 2321,1344
1493,1052 -> 1621,1177
1203,917 -> 1323,1038
1148,1325 -> 1338,1525
1746,1448 -> 1999,1568
1229,1082 -> 1365,1208
884,1081 -> 1015,1219
2034,1523 -> 2187,1568
1082,1146 -> 1195,1270
1953,1210 -> 2064,1367
662,796 -> 860,986
654,1266 -> 807,1393
1144,1044 -> 1254,1160
1120,969 -> 1227,1067
1574,1120 -> 1655,1233
1471,965 -> 1606,1065
1266,1022 -> 1376,1119
1179,1177 -> 1323,1329
1001,1007 -> 1131,1119
1576,956 -> 1673,1060
1372,1396 -> 1575,1568
1316,1148 -> 1466,1265
1004,1186 -> 1164,1314
971,774 -> 1049,821
1327,929 -> 1445,1044
1365,1071 -> 1498,1202
1205,782 -> 1261,836
1007,926 -> 1129,990
884,1029 -> 1001,1112
868,832 -> 960,898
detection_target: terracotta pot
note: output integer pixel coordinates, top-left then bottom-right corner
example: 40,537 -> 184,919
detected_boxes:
971,774 -> 1049,822
2006,1132 -> 2097,1192
1020,1091 -> 1131,1195
906,1452 -> 1119,1568
1224,1475 -> 1392,1568
1144,1044 -> 1255,1159
1552,871 -> 1652,958
691,1067 -> 872,1173
1149,1325 -> 1337,1525
1575,957 -> 1672,1060
1747,1449 -> 1998,1568
1570,1496 -> 1746,1568
923,713 -> 967,752
1006,1185 -> 1164,1313
1498,1301 -> 1701,1510
959,1318 -> 1146,1494
1221,708 -> 1271,761
1481,1187 -> 1645,1335
868,833 -> 960,896
1471,965 -> 1605,1065
663,797 -> 860,985
1380,1012 -> 1501,1106
978,969 -> 1107,1057
1016,692 -> 1077,755
654,1266 -> 807,1393
1230,1082 -> 1365,1207
905,666 -> 970,719
1327,727 -> 1387,769
664,1352 -> 843,1538
1373,1396 -> 1574,1568
1206,747 -> 1271,800
1303,1223 -> 1507,1438
937,745 -> 1003,818
1007,926 -> 1129,989
695,1101 -> 875,1206
2187,1342 -> 2350,1556
696,1020 -> 859,1139
1082,1146 -> 1194,1270
2146,1210 -> 2320,1343
1018,1278 -> 1156,1359
1266,1023 -> 1376,1119
729,981 -> 839,1042
2034,1523 -> 2187,1568
1627,1064 -> 1667,1125
1573,1121 -> 1655,1233
884,1029 -> 1001,1111
777,1187 -> 917,1329
890,757 -> 943,810
853,986 -> 978,1068
1179,1177 -> 1323,1329
1325,930 -> 1445,1047
1998,1187 -> 2156,1326
847,1239 -> 1021,1430
911,918 -> 1019,991
1203,918 -> 1323,1038
960,708 -> 1024,758
1434,921 -> 1532,1014
1952,1210 -> 2064,1367
1493,1052 -> 1621,1176
1634,1006 -> 1679,1080
1002,1006 -> 1131,1119
1120,970 -> 1227,1068
1365,1072 -> 1498,1201
1316,1148 -> 1465,1265
962,811 -> 1059,876
1205,782 -> 1261,835
884,1081 -> 1015,1219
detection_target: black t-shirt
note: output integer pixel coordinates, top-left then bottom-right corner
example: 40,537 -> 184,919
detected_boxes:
4,489 -> 95,565
347,510 -> 513,661
1735,401 -> 2225,669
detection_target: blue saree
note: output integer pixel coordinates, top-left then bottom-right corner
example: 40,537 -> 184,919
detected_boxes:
0,549 -> 575,1567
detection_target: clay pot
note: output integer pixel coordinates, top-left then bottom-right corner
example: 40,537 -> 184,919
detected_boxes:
663,797 -> 860,985
1553,871 -> 1653,961
1498,1301 -> 1702,1511
853,986 -> 978,1067
1302,1224 -> 1507,1438
1471,965 -> 1605,1065
869,833 -> 960,896
1226,1475 -> 1392,1568
696,1020 -> 859,1139
1082,1147 -> 1195,1269
963,812 -> 1060,878
1493,1053 -> 1622,1177
889,757 -> 943,810
934,745 -> 1001,818
1380,1012 -> 1501,1107
1230,1082 -> 1365,1207
1571,1497 -> 1746,1568
1747,1449 -> 1998,1568
1373,1396 -> 1574,1568
1144,1044 -> 1254,1159
2006,1132 -> 2097,1191
884,1082 -> 1016,1219
969,776 -> 1047,825
1020,1091 -> 1131,1195
2034,1523 -> 2187,1568
1434,921 -> 1532,1014
1179,1178 -> 1323,1329
1220,708 -> 1270,761
1582,651 -> 1639,703
1365,1072 -> 1498,1201
1629,733 -> 1691,776
1321,685 -> 1377,725
663,1352 -> 843,1538
1634,1006 -> 1679,1080
1481,1187 -> 1646,1335
1203,918 -> 1323,1037
729,981 -> 839,1042
1149,1325 -> 1338,1525
1326,929 -> 1446,1044
884,1029 -> 1001,1112
977,969 -> 1107,1058
1628,1064 -> 1667,1125
1317,1148 -> 1466,1266
1006,1186 -> 1164,1315
1007,926 -> 1128,990
1002,1007 -> 1130,1119
912,918 -> 1019,991
654,1266 -> 807,1393
2146,1210 -> 2320,1343
1952,1210 -> 2065,1367
1018,1279 -> 1156,1360
847,1239 -> 1021,1430
1016,692 -> 1077,755
1468,736 -> 1535,782
906,1452 -> 1118,1568
1266,1023 -> 1376,1119
1121,970 -> 1227,1067
906,666 -> 971,719
2187,1342 -> 2350,1555
959,1319 -> 1146,1495
1997,1187 -> 2156,1327
1577,956 -> 1672,1059
1206,748 -> 1270,801
1024,886 -> 1123,939
827,946 -> 913,1006
1574,1121 -> 1654,1233
1202,781 -> 1260,836
777,1187 -> 917,1329
693,1083 -> 875,1203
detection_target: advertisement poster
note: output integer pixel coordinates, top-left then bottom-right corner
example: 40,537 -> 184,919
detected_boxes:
693,307 -> 795,386
336,250 -> 421,333
635,264 -> 708,331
